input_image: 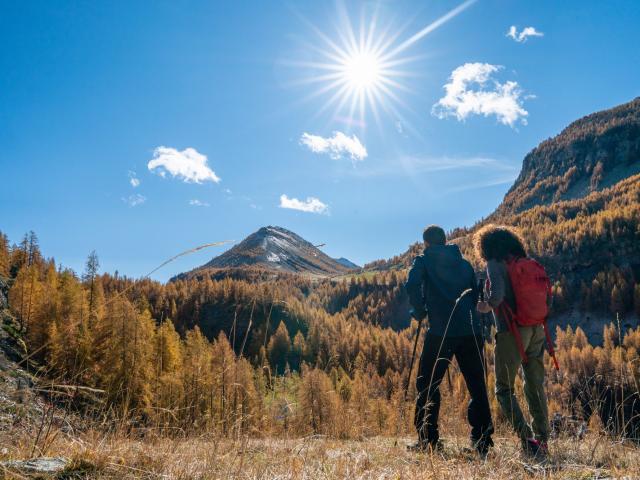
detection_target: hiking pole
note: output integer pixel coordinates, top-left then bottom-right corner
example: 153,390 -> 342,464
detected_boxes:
395,313 -> 424,447
477,275 -> 490,386
404,313 -> 424,402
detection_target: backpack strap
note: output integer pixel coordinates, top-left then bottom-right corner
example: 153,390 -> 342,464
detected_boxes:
499,303 -> 528,363
543,281 -> 560,370
542,320 -> 560,371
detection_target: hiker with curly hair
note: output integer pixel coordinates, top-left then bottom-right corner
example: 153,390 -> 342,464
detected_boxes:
474,225 -> 553,459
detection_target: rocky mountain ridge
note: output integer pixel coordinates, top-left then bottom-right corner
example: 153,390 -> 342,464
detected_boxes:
186,226 -> 356,278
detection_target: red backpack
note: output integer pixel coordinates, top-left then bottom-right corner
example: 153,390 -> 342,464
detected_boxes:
499,257 -> 559,370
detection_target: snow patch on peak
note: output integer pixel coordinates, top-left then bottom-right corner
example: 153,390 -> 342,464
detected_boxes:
266,252 -> 281,263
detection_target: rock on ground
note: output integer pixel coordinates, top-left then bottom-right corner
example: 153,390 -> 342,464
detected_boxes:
1,456 -> 69,475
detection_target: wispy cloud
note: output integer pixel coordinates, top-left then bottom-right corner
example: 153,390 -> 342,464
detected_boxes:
122,193 -> 146,207
300,132 -> 367,162
432,63 -> 529,127
128,171 -> 140,187
189,199 -> 210,207
279,194 -> 329,214
446,174 -> 519,193
347,155 -> 518,178
148,146 -> 220,183
506,26 -> 544,43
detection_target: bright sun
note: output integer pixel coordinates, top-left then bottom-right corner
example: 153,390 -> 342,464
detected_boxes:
343,51 -> 382,90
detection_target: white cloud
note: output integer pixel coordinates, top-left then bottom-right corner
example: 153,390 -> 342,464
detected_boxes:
506,26 -> 544,43
122,193 -> 146,207
128,171 -> 140,187
432,63 -> 529,127
148,146 -> 220,183
189,199 -> 210,207
279,194 -> 329,214
300,131 -> 367,162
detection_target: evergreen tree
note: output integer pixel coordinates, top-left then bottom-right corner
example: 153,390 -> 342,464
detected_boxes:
83,251 -> 100,316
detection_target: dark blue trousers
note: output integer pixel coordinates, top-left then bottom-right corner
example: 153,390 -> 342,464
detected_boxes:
414,332 -> 494,446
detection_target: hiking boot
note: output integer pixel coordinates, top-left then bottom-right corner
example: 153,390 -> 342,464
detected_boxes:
521,438 -> 548,459
536,440 -> 549,458
473,436 -> 494,459
407,439 -> 444,453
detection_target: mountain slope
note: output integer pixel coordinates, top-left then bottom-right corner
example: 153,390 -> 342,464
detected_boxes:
191,226 -> 353,277
498,97 -> 640,215
334,257 -> 361,270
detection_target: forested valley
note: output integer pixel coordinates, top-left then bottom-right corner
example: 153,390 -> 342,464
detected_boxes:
1,228 -> 639,443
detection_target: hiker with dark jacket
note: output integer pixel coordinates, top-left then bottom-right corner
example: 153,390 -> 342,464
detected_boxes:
405,225 -> 493,456
474,225 -> 551,458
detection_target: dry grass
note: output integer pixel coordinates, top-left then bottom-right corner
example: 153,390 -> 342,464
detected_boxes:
1,427 -> 639,479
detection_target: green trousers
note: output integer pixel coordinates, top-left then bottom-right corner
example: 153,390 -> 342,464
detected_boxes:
494,325 -> 549,442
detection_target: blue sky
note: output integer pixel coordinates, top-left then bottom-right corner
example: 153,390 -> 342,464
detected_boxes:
1,0 -> 639,281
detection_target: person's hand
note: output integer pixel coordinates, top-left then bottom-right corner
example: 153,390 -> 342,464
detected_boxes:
476,301 -> 492,314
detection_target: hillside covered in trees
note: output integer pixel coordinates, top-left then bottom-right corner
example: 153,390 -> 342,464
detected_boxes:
499,97 -> 640,214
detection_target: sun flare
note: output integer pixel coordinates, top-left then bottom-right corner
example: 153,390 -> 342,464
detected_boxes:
288,0 -> 476,130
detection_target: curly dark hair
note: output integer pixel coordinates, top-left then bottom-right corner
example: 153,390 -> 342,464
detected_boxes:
473,224 -> 527,262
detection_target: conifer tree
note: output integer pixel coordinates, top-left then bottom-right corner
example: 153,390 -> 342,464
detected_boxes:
56,269 -> 85,375
267,321 -> 291,374
0,232 -> 9,278
291,331 -> 305,371
182,327 -> 213,427
298,365 -> 338,435
611,285 -> 625,316
28,261 -> 58,360
100,297 -> 155,416
8,264 -> 42,332
83,251 -> 101,317
211,332 -> 237,434
153,319 -> 184,422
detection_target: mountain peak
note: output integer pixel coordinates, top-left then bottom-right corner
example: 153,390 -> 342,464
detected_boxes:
193,226 -> 353,277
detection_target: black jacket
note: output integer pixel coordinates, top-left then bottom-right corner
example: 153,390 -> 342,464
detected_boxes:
405,244 -> 481,337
